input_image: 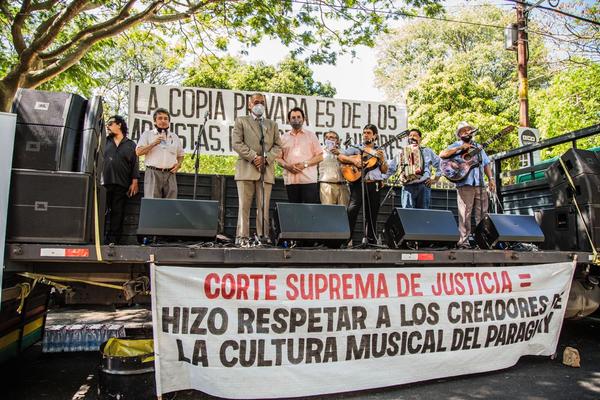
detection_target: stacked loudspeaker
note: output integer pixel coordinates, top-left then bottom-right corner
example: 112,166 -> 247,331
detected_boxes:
539,148 -> 600,251
7,89 -> 106,243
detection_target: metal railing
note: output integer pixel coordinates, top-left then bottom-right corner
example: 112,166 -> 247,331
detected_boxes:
492,123 -> 600,211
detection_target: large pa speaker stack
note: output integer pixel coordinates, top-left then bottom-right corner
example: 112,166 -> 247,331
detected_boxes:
8,89 -> 106,243
544,148 -> 600,251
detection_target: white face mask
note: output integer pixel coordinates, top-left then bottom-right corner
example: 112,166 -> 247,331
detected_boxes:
252,103 -> 265,117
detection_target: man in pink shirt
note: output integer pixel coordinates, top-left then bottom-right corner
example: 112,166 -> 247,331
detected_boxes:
277,107 -> 323,203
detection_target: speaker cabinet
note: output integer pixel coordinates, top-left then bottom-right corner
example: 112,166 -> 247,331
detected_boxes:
12,124 -> 79,171
545,148 -> 600,189
137,198 -> 219,240
384,208 -> 459,248
535,209 -> 578,251
7,169 -> 95,243
78,95 -> 105,175
12,88 -> 86,130
271,203 -> 350,248
11,89 -> 87,171
550,174 -> 600,207
539,205 -> 600,252
475,214 -> 544,249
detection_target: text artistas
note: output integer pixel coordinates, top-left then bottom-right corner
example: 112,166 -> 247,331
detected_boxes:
159,270 -> 565,368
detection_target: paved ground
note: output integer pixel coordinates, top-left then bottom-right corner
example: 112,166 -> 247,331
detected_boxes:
2,317 -> 600,400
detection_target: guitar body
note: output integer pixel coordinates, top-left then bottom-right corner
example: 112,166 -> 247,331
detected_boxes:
340,131 -> 410,183
440,125 -> 515,183
341,152 -> 379,182
439,155 -> 480,182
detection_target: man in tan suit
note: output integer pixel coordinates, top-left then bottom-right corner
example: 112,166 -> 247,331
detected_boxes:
232,93 -> 282,245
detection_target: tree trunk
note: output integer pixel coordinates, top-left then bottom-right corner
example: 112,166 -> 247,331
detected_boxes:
0,79 -> 19,112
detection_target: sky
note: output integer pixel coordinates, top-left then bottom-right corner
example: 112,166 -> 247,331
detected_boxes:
226,1 -> 511,104
231,38 -> 384,102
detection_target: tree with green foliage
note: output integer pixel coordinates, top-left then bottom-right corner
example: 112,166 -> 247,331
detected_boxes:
184,55 -> 336,97
0,0 -> 444,111
531,60 -> 600,158
374,5 -> 549,155
94,29 -> 185,116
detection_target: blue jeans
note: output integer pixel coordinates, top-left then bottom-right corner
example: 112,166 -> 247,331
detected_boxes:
401,183 -> 431,209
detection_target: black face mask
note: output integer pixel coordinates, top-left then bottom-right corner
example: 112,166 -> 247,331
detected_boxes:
461,135 -> 472,143
154,124 -> 168,134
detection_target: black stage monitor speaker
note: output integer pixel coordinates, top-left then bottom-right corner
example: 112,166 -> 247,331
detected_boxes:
137,198 -> 219,240
11,89 -> 87,171
271,203 -> 350,248
7,169 -> 95,243
384,208 -> 459,248
475,214 -> 544,249
545,148 -> 600,189
78,95 -> 106,175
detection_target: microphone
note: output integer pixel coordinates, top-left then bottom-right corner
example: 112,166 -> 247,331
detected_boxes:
203,110 -> 209,120
469,128 -> 479,135
343,137 -> 352,147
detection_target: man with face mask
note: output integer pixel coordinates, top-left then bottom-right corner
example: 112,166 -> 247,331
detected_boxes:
318,130 -> 349,205
136,108 -> 184,199
439,121 -> 496,249
385,129 -> 441,209
232,93 -> 282,246
102,115 -> 139,244
277,107 -> 323,204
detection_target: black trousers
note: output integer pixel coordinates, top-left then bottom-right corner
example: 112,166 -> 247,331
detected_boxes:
105,184 -> 128,244
286,183 -> 320,204
347,180 -> 381,242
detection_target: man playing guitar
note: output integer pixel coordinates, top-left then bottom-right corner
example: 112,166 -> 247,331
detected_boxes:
439,121 -> 495,249
338,124 -> 389,245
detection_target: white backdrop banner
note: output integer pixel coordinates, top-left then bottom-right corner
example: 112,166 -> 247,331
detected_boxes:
151,263 -> 574,398
128,82 -> 407,157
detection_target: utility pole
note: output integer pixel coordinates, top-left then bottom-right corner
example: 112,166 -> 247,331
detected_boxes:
516,0 -> 529,127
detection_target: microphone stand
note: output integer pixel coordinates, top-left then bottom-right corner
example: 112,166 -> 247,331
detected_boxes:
475,140 -> 485,246
192,112 -> 209,200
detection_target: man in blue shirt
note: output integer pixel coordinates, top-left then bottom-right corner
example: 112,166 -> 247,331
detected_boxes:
385,129 -> 441,209
439,121 -> 496,249
338,124 -> 389,244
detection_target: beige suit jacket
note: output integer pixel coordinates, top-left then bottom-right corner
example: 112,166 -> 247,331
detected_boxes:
232,115 -> 282,184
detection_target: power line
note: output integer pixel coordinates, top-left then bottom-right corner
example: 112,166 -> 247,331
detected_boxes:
504,0 -> 600,26
290,0 -> 583,45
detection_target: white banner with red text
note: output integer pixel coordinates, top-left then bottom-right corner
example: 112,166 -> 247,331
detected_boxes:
150,262 -> 575,398
128,82 -> 407,157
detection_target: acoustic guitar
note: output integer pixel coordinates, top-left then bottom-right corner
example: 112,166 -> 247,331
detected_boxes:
341,130 -> 409,183
439,126 -> 514,182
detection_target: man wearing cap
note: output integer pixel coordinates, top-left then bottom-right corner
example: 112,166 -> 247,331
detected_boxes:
135,108 -> 184,199
440,121 -> 495,249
